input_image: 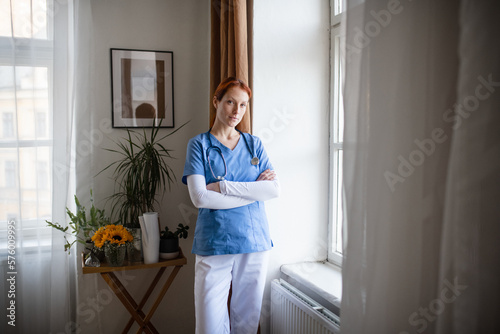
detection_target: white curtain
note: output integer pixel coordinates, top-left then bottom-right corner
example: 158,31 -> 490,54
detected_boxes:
0,1 -> 93,333
341,0 -> 500,333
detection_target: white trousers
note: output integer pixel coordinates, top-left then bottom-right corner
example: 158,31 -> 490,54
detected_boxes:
194,251 -> 270,334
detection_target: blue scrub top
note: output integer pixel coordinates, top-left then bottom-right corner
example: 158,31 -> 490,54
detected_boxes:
182,132 -> 274,256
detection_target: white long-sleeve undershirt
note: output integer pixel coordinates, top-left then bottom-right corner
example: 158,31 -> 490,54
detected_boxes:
219,178 -> 280,202
187,174 -> 280,210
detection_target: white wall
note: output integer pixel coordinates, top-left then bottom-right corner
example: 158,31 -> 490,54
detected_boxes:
253,0 -> 331,332
77,1 -> 209,333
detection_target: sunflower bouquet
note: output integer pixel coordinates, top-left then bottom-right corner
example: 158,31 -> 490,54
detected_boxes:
92,224 -> 134,266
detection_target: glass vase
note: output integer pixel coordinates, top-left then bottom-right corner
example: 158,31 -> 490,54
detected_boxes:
94,246 -> 105,262
84,248 -> 101,267
126,228 -> 142,263
104,244 -> 126,267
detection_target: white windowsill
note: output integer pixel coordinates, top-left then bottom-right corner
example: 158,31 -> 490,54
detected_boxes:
280,261 -> 342,312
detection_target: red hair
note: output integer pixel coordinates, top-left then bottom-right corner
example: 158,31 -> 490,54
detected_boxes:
213,77 -> 252,101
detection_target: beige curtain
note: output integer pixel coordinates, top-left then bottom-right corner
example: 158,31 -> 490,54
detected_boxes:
210,2 -> 256,331
210,0 -> 253,133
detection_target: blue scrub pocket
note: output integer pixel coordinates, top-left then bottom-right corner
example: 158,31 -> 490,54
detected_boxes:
195,209 -> 229,254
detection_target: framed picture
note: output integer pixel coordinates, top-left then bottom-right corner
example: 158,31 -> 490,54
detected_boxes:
111,48 -> 174,128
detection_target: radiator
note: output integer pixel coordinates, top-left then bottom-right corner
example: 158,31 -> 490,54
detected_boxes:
271,279 -> 340,334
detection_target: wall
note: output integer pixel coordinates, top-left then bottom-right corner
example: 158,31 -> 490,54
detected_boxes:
77,1 -> 208,333
252,0 -> 331,332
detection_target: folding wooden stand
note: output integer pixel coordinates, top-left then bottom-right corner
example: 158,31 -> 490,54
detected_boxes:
82,248 -> 187,334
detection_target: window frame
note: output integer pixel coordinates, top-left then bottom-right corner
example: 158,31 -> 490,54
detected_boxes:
328,0 -> 344,266
0,1 -> 54,254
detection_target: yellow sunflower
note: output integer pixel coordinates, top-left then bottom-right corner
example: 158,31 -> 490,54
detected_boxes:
91,225 -> 133,248
91,226 -> 106,248
105,225 -> 133,246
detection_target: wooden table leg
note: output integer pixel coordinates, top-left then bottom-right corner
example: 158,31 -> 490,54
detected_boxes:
136,265 -> 183,334
83,249 -> 187,334
123,267 -> 166,333
101,272 -> 157,334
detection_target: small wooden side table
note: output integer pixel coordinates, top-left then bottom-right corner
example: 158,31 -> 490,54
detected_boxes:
82,248 -> 187,334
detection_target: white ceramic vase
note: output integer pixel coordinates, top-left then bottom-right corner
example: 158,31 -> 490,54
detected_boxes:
139,212 -> 160,264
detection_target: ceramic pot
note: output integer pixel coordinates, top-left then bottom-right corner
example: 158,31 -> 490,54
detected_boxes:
159,238 -> 179,260
160,238 -> 179,253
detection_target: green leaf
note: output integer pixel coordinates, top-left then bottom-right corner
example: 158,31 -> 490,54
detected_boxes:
96,121 -> 189,227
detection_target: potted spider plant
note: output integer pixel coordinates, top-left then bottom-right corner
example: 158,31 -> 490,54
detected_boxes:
100,120 -> 187,262
159,223 -> 189,259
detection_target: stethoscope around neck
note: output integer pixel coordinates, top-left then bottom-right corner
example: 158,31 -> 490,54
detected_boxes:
206,129 -> 259,181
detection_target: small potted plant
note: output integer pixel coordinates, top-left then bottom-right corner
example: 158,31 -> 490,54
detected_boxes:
159,223 -> 189,259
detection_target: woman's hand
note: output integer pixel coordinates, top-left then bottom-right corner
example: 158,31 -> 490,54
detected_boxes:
206,182 -> 221,193
257,169 -> 277,181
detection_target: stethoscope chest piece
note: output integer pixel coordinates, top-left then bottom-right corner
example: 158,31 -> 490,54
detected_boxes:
251,157 -> 259,165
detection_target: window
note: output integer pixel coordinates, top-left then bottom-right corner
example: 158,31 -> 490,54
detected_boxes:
35,111 -> 47,137
37,161 -> 48,189
0,0 -> 53,251
4,161 -> 16,187
2,113 -> 15,138
328,0 -> 345,265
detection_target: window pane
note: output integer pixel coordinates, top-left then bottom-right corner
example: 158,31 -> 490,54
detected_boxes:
0,67 -> 17,139
12,66 -> 49,141
37,161 -> 48,189
1,149 -> 20,218
338,52 -> 344,142
2,113 -> 15,138
35,111 -> 47,138
0,146 -> 51,221
334,0 -> 343,16
9,0 -> 48,39
0,0 -> 13,37
32,0 -> 48,39
0,66 -> 14,88
335,149 -> 343,253
4,160 -> 17,187
333,34 -> 344,143
11,0 -> 32,38
0,66 -> 50,140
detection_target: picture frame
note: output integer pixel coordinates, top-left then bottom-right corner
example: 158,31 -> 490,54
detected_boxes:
110,48 -> 174,128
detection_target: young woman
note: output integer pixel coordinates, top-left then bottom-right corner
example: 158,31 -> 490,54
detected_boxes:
182,77 -> 280,334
